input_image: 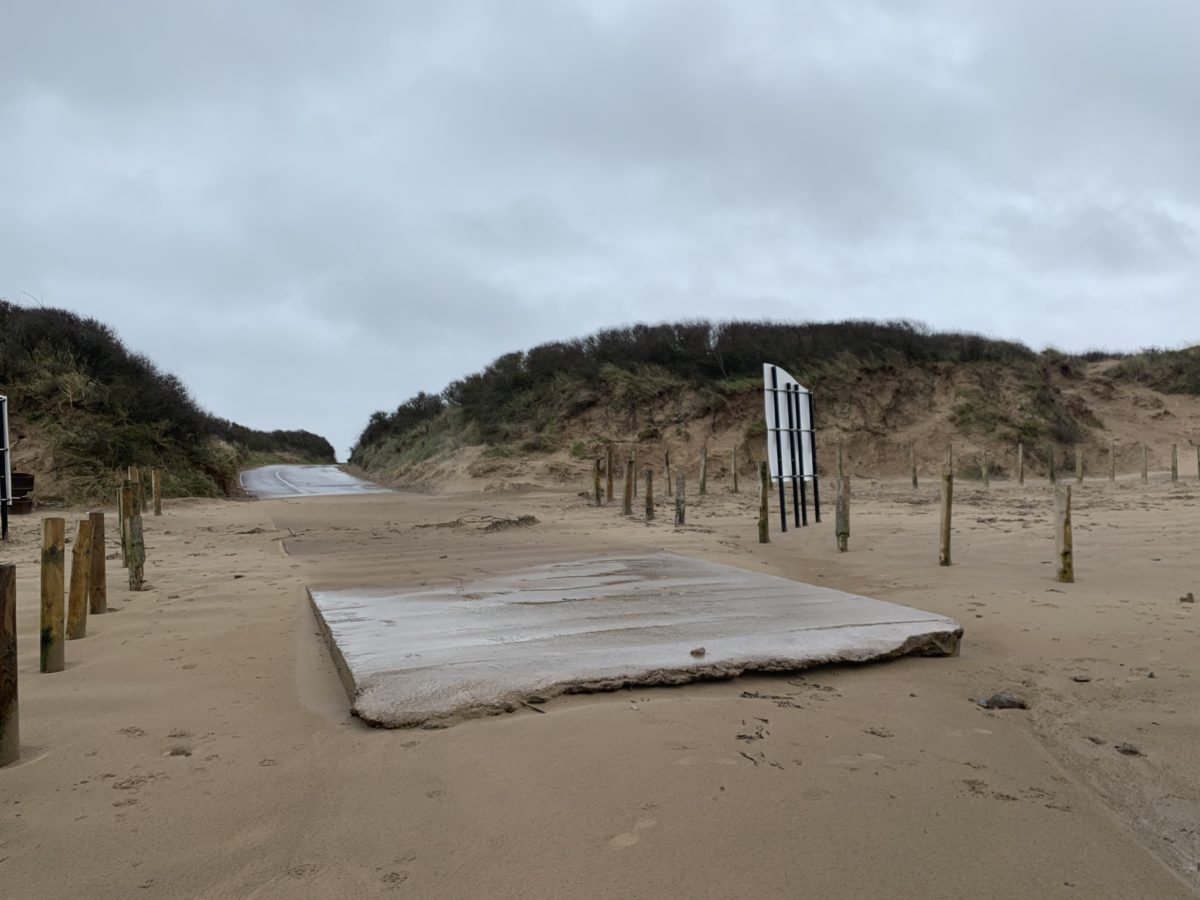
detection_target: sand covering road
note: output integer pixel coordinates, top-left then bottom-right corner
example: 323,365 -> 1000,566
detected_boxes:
1,473 -> 1198,898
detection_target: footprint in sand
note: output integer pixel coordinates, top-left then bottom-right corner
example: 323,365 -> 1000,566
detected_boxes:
608,817 -> 658,850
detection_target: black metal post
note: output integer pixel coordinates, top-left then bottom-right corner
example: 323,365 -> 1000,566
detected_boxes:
808,391 -> 821,523
770,367 -> 788,532
785,384 -> 801,527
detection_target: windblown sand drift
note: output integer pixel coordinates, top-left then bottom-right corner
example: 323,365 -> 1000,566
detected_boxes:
309,552 -> 963,727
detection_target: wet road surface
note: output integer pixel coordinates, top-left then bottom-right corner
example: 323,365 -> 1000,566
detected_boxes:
239,464 -> 390,499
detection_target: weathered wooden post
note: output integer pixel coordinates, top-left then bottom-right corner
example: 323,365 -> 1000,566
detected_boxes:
699,446 -> 708,495
1048,446 -> 1056,484
1017,441 -> 1024,485
1141,444 -> 1149,484
126,483 -> 145,591
981,449 -> 989,488
757,462 -> 769,544
837,442 -> 845,479
152,468 -> 162,515
675,475 -> 686,526
120,483 -> 136,569
632,450 -> 638,498
118,486 -> 128,569
730,448 -> 738,493
1171,444 -> 1178,482
1196,445 -> 1200,482
40,517 -> 66,673
835,476 -> 850,552
606,445 -> 614,503
66,519 -> 93,641
1075,446 -> 1083,485
910,444 -> 918,489
1055,484 -> 1074,583
664,449 -> 673,497
939,472 -> 953,567
0,564 -> 17,766
622,459 -> 634,516
88,511 -> 106,614
592,459 -> 602,507
644,469 -> 654,521
1109,442 -> 1116,482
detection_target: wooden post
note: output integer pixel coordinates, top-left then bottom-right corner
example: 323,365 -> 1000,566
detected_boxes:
675,475 -> 686,526
152,469 -> 162,516
699,447 -> 708,495
128,465 -> 143,515
757,462 -> 769,544
1055,485 -> 1074,583
1017,442 -> 1024,485
910,445 -> 918,489
644,469 -> 654,521
88,511 -> 106,614
664,449 -> 673,496
606,445 -> 614,503
66,519 -> 93,641
1048,446 -> 1056,484
1109,442 -> 1116,482
835,476 -> 850,552
945,443 -> 954,476
1141,444 -> 1149,484
1171,444 -> 1178,482
938,473 -> 953,567
622,459 -> 634,516
40,517 -> 66,673
981,449 -> 989,488
0,564 -> 17,766
593,459 -> 602,507
128,506 -> 145,592
1075,446 -> 1083,485
730,448 -> 738,493
837,442 -> 845,479
632,451 -> 638,498
1196,445 -> 1200,482
118,487 -> 128,569
120,484 -> 136,569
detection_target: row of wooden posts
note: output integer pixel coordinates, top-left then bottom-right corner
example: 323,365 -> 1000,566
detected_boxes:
591,445 -> 743,526
910,441 -> 1200,488
0,465 -> 162,767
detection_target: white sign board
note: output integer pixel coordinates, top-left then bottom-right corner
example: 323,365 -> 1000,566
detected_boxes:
762,364 -> 815,479
0,394 -> 10,508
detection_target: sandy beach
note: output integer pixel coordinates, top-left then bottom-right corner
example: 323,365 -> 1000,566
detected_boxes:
2,471 -> 1198,898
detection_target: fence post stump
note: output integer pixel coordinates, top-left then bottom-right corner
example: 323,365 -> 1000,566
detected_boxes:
40,517 -> 66,673
1171,444 -> 1178,482
118,487 -> 128,569
1017,441 -> 1024,485
644,469 -> 654,521
835,476 -> 850,552
910,444 -> 918,489
66,519 -> 93,640
699,447 -> 708,495
152,469 -> 162,516
1048,447 -> 1056,484
623,459 -> 634,516
731,448 -> 738,493
665,450 -> 672,497
1109,442 -> 1116,482
1075,446 -> 1083,484
981,449 -> 989,488
1142,444 -> 1149,484
1055,485 -> 1074,583
1,564 -> 18,766
939,473 -> 953,567
88,511 -> 106,614
757,462 -> 769,543
675,475 -> 686,526
593,460 -> 602,507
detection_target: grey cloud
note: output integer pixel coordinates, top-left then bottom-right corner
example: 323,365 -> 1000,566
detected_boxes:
3,1 -> 1200,456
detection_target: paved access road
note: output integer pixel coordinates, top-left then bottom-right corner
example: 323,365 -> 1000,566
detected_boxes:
239,464 -> 390,499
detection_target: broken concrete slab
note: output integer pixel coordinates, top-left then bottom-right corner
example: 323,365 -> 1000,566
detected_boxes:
308,552 -> 963,728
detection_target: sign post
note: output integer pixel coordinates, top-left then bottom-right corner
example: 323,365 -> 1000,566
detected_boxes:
762,365 -> 819,529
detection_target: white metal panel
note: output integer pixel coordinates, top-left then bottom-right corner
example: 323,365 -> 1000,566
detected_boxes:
762,364 -> 815,479
0,395 -> 10,506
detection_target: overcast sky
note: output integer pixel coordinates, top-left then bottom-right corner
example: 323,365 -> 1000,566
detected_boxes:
3,1 -> 1200,457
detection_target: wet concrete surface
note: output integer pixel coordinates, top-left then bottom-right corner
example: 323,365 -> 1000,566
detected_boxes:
239,464 -> 390,499
309,552 -> 963,727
